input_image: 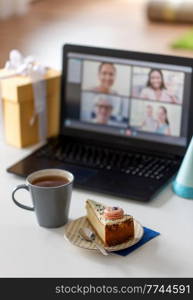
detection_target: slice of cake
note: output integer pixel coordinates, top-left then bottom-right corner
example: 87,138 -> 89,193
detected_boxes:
85,199 -> 134,247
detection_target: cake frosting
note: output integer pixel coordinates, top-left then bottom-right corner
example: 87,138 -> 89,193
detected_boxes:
104,206 -> 124,220
85,199 -> 133,225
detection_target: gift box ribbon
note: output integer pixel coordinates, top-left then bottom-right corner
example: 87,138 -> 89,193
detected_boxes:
0,49 -> 48,141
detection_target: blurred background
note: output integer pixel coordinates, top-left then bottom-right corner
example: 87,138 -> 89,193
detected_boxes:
1,0 -> 193,69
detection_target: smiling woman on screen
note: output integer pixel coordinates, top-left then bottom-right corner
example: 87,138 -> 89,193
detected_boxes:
156,106 -> 171,136
91,62 -> 117,94
140,69 -> 177,103
92,96 -> 113,125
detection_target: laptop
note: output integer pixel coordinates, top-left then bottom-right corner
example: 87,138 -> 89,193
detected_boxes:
7,44 -> 193,201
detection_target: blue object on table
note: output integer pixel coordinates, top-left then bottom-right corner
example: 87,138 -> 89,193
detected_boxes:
173,136 -> 193,199
115,226 -> 160,256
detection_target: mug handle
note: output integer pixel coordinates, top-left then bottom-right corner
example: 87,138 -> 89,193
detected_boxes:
12,184 -> 34,211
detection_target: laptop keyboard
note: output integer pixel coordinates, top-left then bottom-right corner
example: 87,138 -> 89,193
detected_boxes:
36,141 -> 180,181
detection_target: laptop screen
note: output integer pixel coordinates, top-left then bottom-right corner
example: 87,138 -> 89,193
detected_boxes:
63,52 -> 192,147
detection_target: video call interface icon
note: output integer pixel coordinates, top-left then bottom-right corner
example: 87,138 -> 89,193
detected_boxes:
65,52 -> 191,147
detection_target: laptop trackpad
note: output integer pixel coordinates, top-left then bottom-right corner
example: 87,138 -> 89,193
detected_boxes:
85,170 -> 149,197
59,164 -> 98,184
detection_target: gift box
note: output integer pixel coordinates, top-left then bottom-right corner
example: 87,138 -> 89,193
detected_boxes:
0,68 -> 61,148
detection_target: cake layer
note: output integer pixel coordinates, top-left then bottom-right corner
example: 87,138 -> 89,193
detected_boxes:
106,218 -> 134,246
86,201 -> 105,243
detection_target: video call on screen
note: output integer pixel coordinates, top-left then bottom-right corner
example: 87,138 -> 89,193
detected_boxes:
64,52 -> 192,147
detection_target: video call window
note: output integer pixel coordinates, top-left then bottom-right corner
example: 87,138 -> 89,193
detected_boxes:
132,67 -> 185,104
80,92 -> 130,128
82,60 -> 131,97
130,99 -> 182,137
66,54 -> 188,143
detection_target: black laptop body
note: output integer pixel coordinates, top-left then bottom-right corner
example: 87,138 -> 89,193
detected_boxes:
7,44 -> 193,201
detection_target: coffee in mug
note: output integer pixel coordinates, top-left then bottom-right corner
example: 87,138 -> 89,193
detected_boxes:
32,175 -> 70,187
12,169 -> 74,228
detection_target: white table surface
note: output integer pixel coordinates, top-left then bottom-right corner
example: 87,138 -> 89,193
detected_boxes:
0,135 -> 193,278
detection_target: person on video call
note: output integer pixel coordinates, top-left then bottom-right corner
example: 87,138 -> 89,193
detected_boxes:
140,69 -> 177,103
141,104 -> 157,132
156,106 -> 171,135
92,62 -> 117,94
92,96 -> 113,125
